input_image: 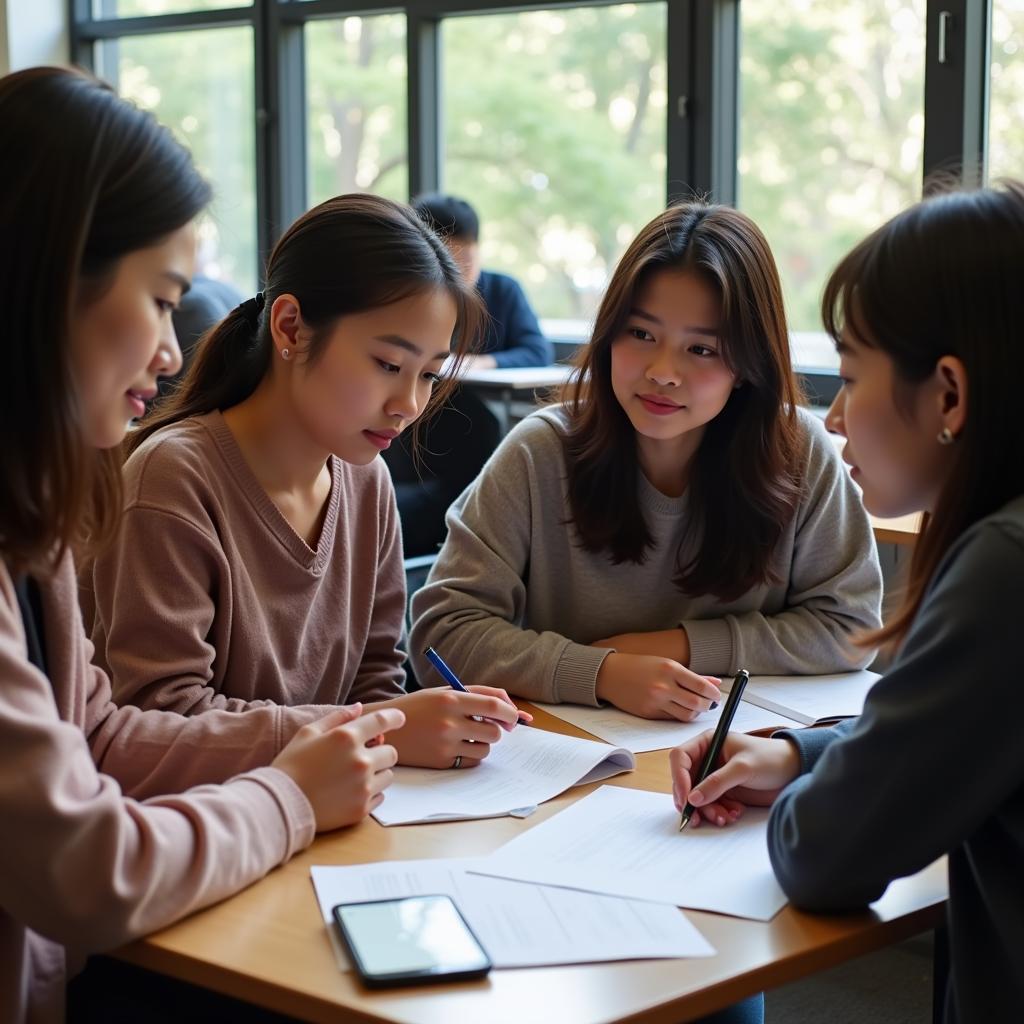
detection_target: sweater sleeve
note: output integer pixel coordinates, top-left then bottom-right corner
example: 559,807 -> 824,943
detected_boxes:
767,519 -> 1024,911
0,574 -> 315,958
489,277 -> 553,369
91,502 -> 287,715
409,417 -> 609,705
350,480 -> 407,703
684,412 -> 883,675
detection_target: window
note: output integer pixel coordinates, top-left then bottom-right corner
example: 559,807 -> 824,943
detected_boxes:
71,0 -> 997,372
989,1 -> 1024,182
94,0 -> 248,17
442,4 -> 666,326
98,28 -> 258,294
306,15 -> 408,208
737,0 -> 926,369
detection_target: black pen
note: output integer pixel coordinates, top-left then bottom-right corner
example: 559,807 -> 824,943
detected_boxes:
679,669 -> 750,832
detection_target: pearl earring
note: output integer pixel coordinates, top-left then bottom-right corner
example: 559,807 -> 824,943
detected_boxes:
281,348 -> 291,360
937,427 -> 954,445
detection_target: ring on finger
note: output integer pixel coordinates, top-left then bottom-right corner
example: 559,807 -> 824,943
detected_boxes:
452,755 -> 463,770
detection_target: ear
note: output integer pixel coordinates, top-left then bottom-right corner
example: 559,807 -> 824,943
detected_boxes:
268,293 -> 305,357
933,355 -> 968,440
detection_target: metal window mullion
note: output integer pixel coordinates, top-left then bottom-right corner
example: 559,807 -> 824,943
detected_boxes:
666,0 -> 738,207
254,0 -> 278,278
923,0 -> 990,190
407,13 -> 440,197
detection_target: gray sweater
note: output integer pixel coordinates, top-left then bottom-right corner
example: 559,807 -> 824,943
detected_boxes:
769,495 -> 1024,1024
410,405 -> 882,704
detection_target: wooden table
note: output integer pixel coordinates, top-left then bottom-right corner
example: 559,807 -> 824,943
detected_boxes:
113,706 -> 947,1024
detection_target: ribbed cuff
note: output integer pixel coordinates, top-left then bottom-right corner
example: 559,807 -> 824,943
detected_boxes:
772,726 -> 836,775
682,617 -> 735,675
553,643 -> 613,706
245,766 -> 317,860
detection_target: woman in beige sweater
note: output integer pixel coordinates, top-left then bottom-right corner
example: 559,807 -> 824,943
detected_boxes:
0,67 -> 406,1023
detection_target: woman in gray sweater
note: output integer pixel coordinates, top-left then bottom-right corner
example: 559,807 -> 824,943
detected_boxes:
411,202 -> 883,717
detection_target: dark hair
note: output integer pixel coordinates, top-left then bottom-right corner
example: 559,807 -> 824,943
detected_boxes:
823,179 -> 1024,650
558,202 -> 804,601
412,193 -> 480,242
132,193 -> 484,451
0,66 -> 211,574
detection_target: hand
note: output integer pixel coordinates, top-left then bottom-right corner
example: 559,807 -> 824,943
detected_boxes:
379,686 -> 531,769
669,731 -> 801,827
593,628 -> 690,666
595,653 -> 720,721
272,705 -> 405,832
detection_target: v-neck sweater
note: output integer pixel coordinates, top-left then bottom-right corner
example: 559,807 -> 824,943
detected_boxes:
87,411 -> 406,715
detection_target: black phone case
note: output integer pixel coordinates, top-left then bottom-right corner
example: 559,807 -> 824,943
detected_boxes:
332,896 -> 492,989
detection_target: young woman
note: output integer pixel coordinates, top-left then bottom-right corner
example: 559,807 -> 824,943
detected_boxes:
86,192 -> 523,770
670,181 -> 1024,1020
410,202 -> 883,720
0,66 -> 405,1024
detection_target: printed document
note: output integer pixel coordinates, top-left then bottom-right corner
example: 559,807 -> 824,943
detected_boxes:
311,858 -> 714,969
533,699 -> 801,753
372,724 -> 634,825
474,785 -> 787,921
728,670 -> 880,726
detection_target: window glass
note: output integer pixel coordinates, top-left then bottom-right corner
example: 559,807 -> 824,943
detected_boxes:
989,1 -> 1024,182
738,1 -> 926,368
306,15 -> 409,207
101,27 -> 258,295
443,4 -> 667,325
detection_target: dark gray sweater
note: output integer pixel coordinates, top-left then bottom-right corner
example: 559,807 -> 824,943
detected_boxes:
770,495 -> 1024,1023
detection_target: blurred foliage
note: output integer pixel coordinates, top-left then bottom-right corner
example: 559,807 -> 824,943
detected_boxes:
105,0 -> 1023,346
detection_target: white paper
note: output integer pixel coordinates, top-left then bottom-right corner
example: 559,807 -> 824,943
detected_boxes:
372,724 -> 634,825
474,785 -> 787,921
533,699 -> 803,753
311,858 -> 714,968
729,671 -> 880,726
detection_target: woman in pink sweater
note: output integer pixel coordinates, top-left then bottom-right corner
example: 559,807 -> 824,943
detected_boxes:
86,182 -> 525,769
0,67 -> 407,1023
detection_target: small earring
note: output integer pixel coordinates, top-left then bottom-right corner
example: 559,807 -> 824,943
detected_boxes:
281,348 -> 291,360
937,427 -> 955,446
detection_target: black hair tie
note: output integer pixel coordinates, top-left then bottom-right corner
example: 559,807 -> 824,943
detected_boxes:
237,291 -> 265,330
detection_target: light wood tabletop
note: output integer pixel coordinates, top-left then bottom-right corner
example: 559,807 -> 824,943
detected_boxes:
113,706 -> 947,1024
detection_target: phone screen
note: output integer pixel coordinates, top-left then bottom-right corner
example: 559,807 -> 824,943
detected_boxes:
333,895 -> 491,983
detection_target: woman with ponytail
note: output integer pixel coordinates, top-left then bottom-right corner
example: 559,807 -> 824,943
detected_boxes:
87,193 -> 524,771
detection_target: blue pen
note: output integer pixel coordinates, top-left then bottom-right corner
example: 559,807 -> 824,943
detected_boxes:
423,647 -> 529,728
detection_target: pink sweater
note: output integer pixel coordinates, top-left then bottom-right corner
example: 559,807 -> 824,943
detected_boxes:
0,553 -> 321,1024
87,412 -> 407,715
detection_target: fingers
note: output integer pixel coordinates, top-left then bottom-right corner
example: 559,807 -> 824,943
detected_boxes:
456,739 -> 491,761
459,718 -> 503,745
365,741 -> 399,773
670,733 -> 713,809
313,703 -> 363,732
669,670 -> 721,712
689,757 -> 754,808
347,707 -> 406,743
457,692 -> 519,726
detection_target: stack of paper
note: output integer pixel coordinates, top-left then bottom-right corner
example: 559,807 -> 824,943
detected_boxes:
726,670 -> 879,725
473,785 -> 788,921
536,670 -> 879,752
372,724 -> 635,825
311,858 -> 715,969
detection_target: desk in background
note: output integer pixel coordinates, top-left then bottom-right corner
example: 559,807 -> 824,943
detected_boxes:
112,705 -> 947,1024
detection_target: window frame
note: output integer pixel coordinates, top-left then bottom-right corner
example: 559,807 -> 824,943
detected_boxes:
70,0 -> 991,388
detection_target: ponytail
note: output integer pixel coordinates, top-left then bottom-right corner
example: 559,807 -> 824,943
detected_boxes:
131,193 -> 484,457
131,300 -> 270,453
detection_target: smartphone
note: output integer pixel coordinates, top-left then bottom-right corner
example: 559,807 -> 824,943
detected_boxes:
332,894 -> 492,988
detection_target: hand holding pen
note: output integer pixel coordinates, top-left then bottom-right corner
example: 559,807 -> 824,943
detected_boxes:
423,647 -> 532,731
677,669 -> 750,830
